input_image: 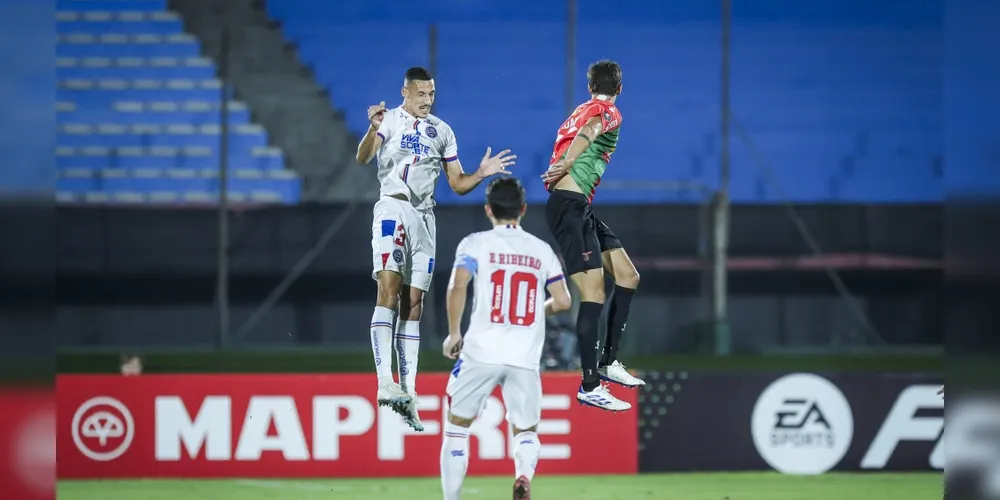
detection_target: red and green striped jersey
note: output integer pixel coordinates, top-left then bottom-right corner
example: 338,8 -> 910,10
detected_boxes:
545,98 -> 622,202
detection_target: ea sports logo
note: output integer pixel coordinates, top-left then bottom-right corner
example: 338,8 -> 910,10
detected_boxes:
71,397 -> 135,461
751,373 -> 853,475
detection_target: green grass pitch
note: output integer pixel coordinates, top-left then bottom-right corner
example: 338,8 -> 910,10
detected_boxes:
59,472 -> 942,500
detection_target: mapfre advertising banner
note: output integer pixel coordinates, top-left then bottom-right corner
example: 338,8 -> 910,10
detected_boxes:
57,373 -> 637,479
638,372 -> 943,474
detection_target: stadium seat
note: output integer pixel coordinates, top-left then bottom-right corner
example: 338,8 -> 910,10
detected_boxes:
262,0 -> 942,203
55,1 -> 299,205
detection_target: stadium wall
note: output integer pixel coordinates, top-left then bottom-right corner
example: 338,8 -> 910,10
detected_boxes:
56,371 -> 943,479
53,203 -> 942,351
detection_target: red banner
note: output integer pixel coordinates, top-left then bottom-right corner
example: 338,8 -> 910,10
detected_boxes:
57,373 -> 637,479
0,388 -> 55,500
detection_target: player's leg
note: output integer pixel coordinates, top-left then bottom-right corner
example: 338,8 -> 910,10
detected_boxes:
441,359 -> 501,500
395,209 -> 435,431
394,284 -> 425,431
595,220 -> 645,388
369,200 -> 412,408
545,191 -> 630,411
501,367 -> 545,500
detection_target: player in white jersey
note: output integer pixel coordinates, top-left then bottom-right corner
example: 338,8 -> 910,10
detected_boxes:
439,177 -> 573,500
356,67 -> 517,432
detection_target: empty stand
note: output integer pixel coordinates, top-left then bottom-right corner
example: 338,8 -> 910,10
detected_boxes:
263,0 -> 942,204
56,0 -> 300,204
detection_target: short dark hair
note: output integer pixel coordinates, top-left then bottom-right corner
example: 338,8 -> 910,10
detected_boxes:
587,59 -> 622,95
486,177 -> 525,221
404,66 -> 433,84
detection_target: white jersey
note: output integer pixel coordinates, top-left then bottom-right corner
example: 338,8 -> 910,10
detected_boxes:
375,106 -> 458,211
453,224 -> 565,370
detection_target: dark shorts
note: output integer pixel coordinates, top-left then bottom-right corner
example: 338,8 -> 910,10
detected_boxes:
545,189 -> 623,276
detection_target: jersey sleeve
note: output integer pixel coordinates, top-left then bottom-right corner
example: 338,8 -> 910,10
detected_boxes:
543,246 -> 565,286
581,102 -> 620,134
453,236 -> 478,274
442,124 -> 458,163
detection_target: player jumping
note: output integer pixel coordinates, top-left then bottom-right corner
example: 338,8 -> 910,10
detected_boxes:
356,67 -> 517,432
441,177 -> 572,500
539,59 -> 644,412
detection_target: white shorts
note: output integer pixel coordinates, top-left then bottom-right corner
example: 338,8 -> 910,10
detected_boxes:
370,196 -> 437,291
445,356 -> 542,430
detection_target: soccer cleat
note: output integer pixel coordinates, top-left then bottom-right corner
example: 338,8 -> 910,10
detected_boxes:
513,475 -> 531,500
599,360 -> 646,388
576,384 -> 632,412
376,381 -> 412,409
398,394 -> 425,432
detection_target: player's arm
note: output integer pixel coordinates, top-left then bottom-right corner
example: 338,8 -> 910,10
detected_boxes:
443,246 -> 476,358
443,127 -> 517,195
540,116 -> 603,183
355,101 -> 388,164
545,275 -> 572,316
560,116 -> 603,168
444,159 -> 485,195
543,251 -> 572,315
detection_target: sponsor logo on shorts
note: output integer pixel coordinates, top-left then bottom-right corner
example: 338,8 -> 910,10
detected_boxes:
751,373 -> 853,475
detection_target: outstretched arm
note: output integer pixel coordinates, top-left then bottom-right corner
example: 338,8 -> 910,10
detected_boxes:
445,147 -> 517,195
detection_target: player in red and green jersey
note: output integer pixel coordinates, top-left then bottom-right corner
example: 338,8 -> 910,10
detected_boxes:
540,59 -> 645,412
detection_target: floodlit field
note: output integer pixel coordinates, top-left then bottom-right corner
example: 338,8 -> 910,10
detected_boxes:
59,472 -> 942,500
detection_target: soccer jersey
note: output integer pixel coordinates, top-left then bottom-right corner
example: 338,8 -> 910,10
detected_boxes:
453,225 -> 565,370
545,97 -> 622,202
375,106 -> 458,211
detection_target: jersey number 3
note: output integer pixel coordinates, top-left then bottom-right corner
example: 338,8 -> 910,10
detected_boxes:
489,270 -> 539,327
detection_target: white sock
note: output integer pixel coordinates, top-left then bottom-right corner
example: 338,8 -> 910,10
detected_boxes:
513,431 -> 541,480
370,306 -> 396,383
395,320 -> 420,394
440,421 -> 469,500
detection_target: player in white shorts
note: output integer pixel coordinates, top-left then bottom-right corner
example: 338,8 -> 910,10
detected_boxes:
440,177 -> 572,500
355,67 -> 516,432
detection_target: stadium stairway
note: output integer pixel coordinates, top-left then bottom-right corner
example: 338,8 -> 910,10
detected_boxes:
56,0 -> 301,205
169,0 -> 374,202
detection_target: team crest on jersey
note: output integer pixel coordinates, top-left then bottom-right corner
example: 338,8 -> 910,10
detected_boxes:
603,111 -> 613,122
424,125 -> 438,138
393,248 -> 404,264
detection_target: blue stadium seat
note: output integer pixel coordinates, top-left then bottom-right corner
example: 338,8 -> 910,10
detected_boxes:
56,0 -> 294,207
57,58 -> 216,80
57,0 -> 168,12
261,0 -> 944,204
57,19 -> 184,35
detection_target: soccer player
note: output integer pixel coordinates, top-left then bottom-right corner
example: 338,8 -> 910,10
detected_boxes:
539,59 -> 644,412
356,67 -> 517,432
440,177 -> 572,500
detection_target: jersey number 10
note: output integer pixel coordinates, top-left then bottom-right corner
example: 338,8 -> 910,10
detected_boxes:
489,270 -> 539,327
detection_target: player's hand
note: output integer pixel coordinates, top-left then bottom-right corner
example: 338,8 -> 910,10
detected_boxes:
540,159 -> 572,183
442,334 -> 463,359
477,147 -> 516,177
367,101 -> 387,129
